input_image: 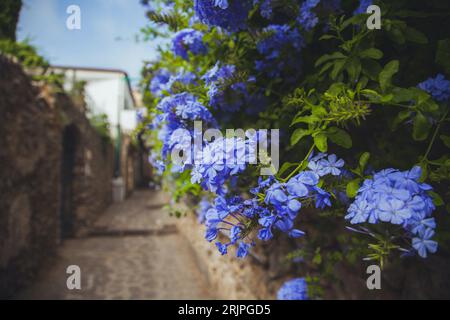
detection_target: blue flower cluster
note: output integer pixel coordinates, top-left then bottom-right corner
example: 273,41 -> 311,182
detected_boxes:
172,28 -> 207,60
254,155 -> 343,241
154,92 -> 217,158
202,62 -> 251,111
203,153 -> 343,257
150,68 -> 171,97
297,0 -> 320,31
353,0 -> 372,15
196,196 -> 213,224
150,69 -> 197,98
254,0 -> 272,19
418,74 -> 450,102
277,278 -> 308,300
204,194 -> 257,258
345,166 -> 438,258
256,24 -> 305,78
191,136 -> 255,194
193,0 -> 252,31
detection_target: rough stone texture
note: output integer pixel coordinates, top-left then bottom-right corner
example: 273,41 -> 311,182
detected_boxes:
0,57 -> 114,298
175,212 -> 274,299
175,200 -> 450,300
15,190 -> 212,300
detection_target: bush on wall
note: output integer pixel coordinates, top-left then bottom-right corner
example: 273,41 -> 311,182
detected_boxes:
139,0 -> 450,299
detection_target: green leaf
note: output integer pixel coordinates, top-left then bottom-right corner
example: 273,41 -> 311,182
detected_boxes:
314,133 -> 328,152
326,127 -> 352,148
330,59 -> 346,80
440,135 -> 450,148
412,112 -> 432,141
346,58 -> 362,82
360,48 -> 383,60
315,52 -> 347,67
291,128 -> 311,146
391,87 -> 414,103
290,115 -> 320,126
379,60 -> 399,92
404,27 -> 428,44
436,39 -> 450,75
391,110 -> 412,131
319,34 -> 336,41
359,152 -> 370,170
346,179 -> 361,198
429,191 -> 444,206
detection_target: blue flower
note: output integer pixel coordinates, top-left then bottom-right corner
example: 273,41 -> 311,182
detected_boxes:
297,0 -> 320,31
412,228 -> 438,258
308,153 -> 345,177
205,227 -> 218,241
194,0 -> 252,31
150,69 -> 197,98
418,74 -> 450,102
256,24 -> 305,78
258,227 -> 273,241
150,68 -> 171,97
378,198 -> 412,225
289,229 -> 305,238
202,62 -> 251,112
236,242 -> 251,258
277,278 -> 308,300
215,242 -> 228,255
317,154 -> 345,176
345,166 -> 439,258
172,28 -> 207,60
345,199 -> 373,224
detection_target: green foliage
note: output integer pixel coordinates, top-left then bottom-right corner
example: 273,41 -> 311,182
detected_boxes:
0,0 -> 21,41
89,113 -> 112,143
139,0 -> 450,281
0,39 -> 64,87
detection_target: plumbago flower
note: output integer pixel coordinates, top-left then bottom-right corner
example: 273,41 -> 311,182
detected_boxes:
150,68 -> 171,97
255,0 -> 273,19
256,24 -> 305,78
193,0 -> 252,31
196,196 -> 213,224
204,153 -> 344,257
202,62 -> 252,112
172,28 -> 207,60
191,135 -> 256,195
297,0 -> 320,31
150,69 -> 197,98
418,74 -> 450,102
153,92 -> 217,159
277,278 -> 308,300
345,166 -> 438,258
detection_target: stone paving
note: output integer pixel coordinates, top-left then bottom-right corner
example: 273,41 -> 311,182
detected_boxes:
16,190 -> 213,300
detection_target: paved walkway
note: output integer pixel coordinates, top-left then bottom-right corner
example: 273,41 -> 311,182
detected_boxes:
16,190 -> 213,300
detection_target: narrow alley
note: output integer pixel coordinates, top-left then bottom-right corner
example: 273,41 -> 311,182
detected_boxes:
15,190 -> 213,300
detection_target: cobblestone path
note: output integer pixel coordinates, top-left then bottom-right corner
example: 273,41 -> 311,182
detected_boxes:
16,190 -> 213,300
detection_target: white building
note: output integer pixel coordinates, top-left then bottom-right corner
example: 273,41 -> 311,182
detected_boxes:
51,66 -> 140,136
51,66 -> 146,202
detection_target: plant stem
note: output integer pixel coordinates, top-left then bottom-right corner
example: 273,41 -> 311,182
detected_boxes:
422,109 -> 449,162
283,144 -> 315,182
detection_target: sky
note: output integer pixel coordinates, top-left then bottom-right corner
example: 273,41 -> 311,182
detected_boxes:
17,0 -> 164,85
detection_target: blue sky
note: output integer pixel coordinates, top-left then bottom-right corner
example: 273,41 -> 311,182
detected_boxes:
17,0 -> 164,85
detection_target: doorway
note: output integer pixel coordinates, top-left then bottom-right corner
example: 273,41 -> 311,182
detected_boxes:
59,125 -> 78,239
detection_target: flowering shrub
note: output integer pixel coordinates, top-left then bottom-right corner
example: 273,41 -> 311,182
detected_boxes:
139,0 -> 450,299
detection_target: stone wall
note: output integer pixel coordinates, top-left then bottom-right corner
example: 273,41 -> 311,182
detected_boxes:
0,57 -> 114,298
175,202 -> 450,300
